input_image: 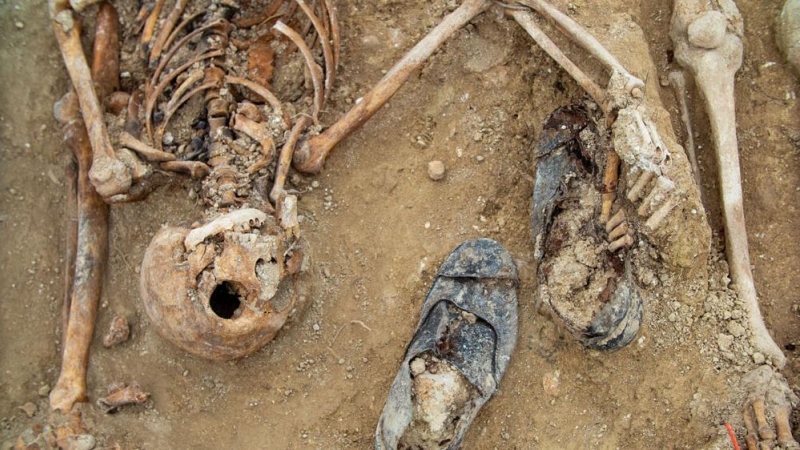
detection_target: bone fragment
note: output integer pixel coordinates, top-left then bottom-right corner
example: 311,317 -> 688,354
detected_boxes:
671,0 -> 785,368
160,160 -> 211,179
232,113 -> 275,161
637,176 -> 675,217
292,0 -> 492,174
605,208 -> 625,233
510,9 -> 606,108
627,170 -> 654,202
743,405 -> 759,450
50,0 -> 132,198
141,0 -> 165,49
62,156 -> 78,352
515,0 -> 643,92
325,0 -> 340,69
119,131 -> 176,162
274,21 -> 324,124
752,398 -> 777,445
225,76 -> 290,128
97,382 -> 148,413
608,234 -> 633,252
600,151 -> 620,224
668,71 -> 701,187
296,0 -> 334,104
271,116 -> 310,203
91,2 -> 120,103
149,0 -> 189,65
184,208 -> 268,251
50,110 -> 109,413
644,197 -> 679,232
102,316 -> 130,348
608,223 -> 628,241
775,404 -> 800,449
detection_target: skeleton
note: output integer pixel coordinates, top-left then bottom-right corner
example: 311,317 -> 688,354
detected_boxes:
47,0 -> 338,410
46,0 -> 796,443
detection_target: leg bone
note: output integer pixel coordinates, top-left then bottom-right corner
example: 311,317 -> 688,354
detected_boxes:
671,0 -> 785,368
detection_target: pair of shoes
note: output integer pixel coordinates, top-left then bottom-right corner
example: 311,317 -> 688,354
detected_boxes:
375,104 -> 643,449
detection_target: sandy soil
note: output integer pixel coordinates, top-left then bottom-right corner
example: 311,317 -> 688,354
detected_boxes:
1,0 -> 799,449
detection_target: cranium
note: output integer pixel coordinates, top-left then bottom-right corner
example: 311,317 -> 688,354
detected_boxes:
140,208 -> 303,360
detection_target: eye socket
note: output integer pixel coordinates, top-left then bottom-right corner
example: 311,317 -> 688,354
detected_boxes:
209,281 -> 241,319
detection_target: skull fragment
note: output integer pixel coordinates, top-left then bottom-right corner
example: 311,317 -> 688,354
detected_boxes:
140,208 -> 304,360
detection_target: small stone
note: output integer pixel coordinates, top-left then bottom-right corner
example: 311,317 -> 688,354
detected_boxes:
312,323 -> 320,332
14,20 -> 24,29
476,155 -> 485,162
424,221 -> 431,229
620,413 -> 632,430
752,352 -> 765,365
427,160 -> 446,181
338,358 -> 345,365
668,312 -> 678,322
69,434 -> 97,450
688,11 -> 727,50
717,333 -> 734,351
19,402 -> 37,418
410,358 -> 426,376
727,321 -> 745,337
542,371 -> 561,398
311,180 -> 320,188
162,132 -> 175,145
346,373 -> 353,380
38,385 -> 50,397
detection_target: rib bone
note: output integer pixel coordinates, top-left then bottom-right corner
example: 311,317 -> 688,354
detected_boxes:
671,0 -> 786,368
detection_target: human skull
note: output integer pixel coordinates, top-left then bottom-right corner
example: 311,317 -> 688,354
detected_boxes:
140,208 -> 304,360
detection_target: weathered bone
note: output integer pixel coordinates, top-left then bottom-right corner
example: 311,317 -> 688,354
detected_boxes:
671,0 -> 786,368
49,0 -> 132,198
779,0 -> 800,75
97,382 -> 148,413
274,21 -> 324,124
271,116 -> 310,203
184,208 -> 268,250
515,0 -> 644,94
50,99 -> 109,412
510,9 -> 605,107
49,2 -> 121,412
292,0 -> 492,174
668,71 -> 701,187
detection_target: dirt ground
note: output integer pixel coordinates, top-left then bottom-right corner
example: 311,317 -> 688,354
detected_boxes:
1,0 -> 799,448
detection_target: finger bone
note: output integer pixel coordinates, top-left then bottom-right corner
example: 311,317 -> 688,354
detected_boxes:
776,404 -> 800,450
608,223 -> 629,241
605,208 -> 626,233
752,398 -> 777,442
644,197 -> 680,232
608,233 -> 633,252
627,170 -> 654,202
637,176 -> 675,217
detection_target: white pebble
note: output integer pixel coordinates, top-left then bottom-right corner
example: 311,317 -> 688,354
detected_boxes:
427,160 -> 446,181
